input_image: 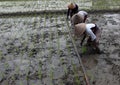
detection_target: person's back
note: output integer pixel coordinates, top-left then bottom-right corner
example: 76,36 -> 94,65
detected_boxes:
78,11 -> 88,17
71,10 -> 88,28
77,11 -> 88,22
71,14 -> 84,27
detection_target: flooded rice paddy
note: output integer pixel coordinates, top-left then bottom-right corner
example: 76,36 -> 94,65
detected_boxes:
0,13 -> 120,85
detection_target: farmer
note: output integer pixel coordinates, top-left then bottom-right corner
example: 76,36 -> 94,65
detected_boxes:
77,11 -> 88,22
67,3 -> 78,19
74,23 -> 102,54
71,10 -> 88,27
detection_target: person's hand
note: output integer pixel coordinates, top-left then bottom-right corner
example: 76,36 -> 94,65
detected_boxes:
80,42 -> 83,46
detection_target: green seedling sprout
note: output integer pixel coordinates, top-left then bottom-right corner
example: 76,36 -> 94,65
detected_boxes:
63,64 -> 68,75
75,76 -> 80,85
37,15 -> 43,80
71,61 -> 81,85
25,66 -> 30,85
54,13 -> 60,55
87,71 -> 94,83
19,80 -> 23,85
0,51 -> 3,61
81,46 -> 87,54
38,62 -> 42,79
49,67 -> 54,85
60,80 -> 64,85
48,13 -> 53,61
62,26 -> 70,75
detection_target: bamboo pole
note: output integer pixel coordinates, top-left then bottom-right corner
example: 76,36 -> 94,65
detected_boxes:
65,20 -> 90,85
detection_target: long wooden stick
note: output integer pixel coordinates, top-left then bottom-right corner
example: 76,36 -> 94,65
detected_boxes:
65,19 -> 90,85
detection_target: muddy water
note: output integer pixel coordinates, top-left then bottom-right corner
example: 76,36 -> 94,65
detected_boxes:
0,13 -> 120,85
82,13 -> 120,85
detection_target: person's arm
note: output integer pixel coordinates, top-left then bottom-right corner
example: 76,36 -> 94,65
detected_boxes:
86,26 -> 96,41
75,4 -> 78,12
83,15 -> 87,22
80,34 -> 86,46
67,8 -> 70,19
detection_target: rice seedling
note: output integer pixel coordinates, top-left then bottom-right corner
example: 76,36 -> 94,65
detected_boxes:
75,76 -> 81,85
81,45 -> 87,54
0,51 -> 3,61
71,61 -> 81,85
0,71 -> 5,82
19,81 -> 24,85
54,13 -> 60,54
25,66 -> 30,85
49,13 -> 53,41
39,15 -> 44,48
36,15 -> 43,80
87,71 -> 95,83
49,67 -> 54,79
38,61 -> 42,79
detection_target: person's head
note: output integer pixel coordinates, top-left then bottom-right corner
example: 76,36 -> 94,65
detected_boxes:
74,23 -> 86,36
68,3 -> 75,9
71,14 -> 84,26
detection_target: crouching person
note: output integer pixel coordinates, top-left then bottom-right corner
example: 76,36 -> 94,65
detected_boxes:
67,3 -> 78,19
75,23 -> 102,54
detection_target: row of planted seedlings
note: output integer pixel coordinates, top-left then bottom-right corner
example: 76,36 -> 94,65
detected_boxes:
40,13 -> 86,85
0,15 -> 34,85
0,12 -> 86,85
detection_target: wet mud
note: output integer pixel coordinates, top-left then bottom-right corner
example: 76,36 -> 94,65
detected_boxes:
0,13 -> 120,85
